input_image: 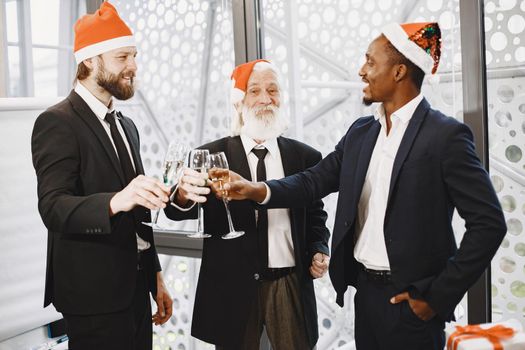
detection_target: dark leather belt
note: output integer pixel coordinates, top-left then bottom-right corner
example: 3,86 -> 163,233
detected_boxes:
260,267 -> 295,281
361,264 -> 392,283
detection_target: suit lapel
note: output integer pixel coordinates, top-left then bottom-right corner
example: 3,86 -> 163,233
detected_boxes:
277,137 -> 300,176
226,136 -> 252,181
68,91 -> 126,186
277,137 -> 301,252
387,98 -> 430,205
332,120 -> 380,250
118,112 -> 145,175
353,120 -> 381,201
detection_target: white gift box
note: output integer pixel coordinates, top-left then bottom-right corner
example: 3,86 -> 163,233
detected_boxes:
446,319 -> 525,350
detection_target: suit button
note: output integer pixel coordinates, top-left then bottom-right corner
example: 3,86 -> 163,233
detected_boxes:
254,273 -> 260,281
85,229 -> 90,233
344,221 -> 349,227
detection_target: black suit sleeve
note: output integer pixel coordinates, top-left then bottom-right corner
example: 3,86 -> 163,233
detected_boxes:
421,123 -> 506,320
164,198 -> 199,221
303,150 -> 330,258
31,111 -> 115,235
266,132 -> 346,208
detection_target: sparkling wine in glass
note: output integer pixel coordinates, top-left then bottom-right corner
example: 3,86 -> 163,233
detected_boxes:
142,142 -> 190,228
187,149 -> 211,239
208,152 -> 245,239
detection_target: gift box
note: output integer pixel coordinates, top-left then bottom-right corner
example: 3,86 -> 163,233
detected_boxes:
446,319 -> 525,350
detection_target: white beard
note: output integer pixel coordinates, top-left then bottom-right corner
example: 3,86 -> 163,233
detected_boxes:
240,105 -> 288,141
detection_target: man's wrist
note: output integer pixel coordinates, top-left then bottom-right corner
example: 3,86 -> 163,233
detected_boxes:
257,183 -> 270,204
174,188 -> 190,207
109,192 -> 120,216
156,271 -> 164,283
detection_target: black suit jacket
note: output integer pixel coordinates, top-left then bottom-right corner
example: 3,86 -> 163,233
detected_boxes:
165,136 -> 330,348
31,90 -> 161,315
265,99 -> 507,321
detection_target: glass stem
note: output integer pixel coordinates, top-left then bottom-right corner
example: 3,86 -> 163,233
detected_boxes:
197,203 -> 204,233
223,199 -> 236,232
152,209 -> 160,225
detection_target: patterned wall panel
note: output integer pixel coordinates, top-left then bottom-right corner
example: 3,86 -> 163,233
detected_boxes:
487,74 -> 525,325
114,1 -> 235,348
484,0 -> 525,69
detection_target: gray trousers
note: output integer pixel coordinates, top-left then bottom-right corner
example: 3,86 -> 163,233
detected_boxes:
217,272 -> 311,350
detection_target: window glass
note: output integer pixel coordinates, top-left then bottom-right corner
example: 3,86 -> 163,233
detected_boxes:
33,48 -> 58,97
5,0 -> 19,43
30,0 -> 59,46
7,46 -> 21,96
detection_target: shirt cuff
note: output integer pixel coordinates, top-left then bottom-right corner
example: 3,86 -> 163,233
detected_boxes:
259,183 -> 271,205
169,185 -> 197,212
170,200 -> 196,212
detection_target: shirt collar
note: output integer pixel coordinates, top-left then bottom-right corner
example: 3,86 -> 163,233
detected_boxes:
74,82 -> 115,122
240,134 -> 279,159
373,93 -> 424,125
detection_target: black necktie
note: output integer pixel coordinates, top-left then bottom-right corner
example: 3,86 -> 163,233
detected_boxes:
105,112 -> 136,184
252,148 -> 269,269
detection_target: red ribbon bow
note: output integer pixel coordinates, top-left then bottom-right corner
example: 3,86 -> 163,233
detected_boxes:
447,324 -> 515,350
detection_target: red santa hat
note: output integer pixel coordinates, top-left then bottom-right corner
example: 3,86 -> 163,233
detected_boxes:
382,22 -> 442,74
73,2 -> 135,64
230,59 -> 272,104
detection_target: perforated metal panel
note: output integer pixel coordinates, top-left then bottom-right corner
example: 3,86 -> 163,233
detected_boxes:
114,1 -> 235,348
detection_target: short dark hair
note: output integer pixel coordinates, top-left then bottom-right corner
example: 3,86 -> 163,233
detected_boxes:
384,37 -> 425,89
74,61 -> 91,83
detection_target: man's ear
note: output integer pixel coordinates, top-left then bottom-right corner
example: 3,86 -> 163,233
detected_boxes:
83,57 -> 95,70
234,101 -> 243,114
394,63 -> 408,82
234,101 -> 244,127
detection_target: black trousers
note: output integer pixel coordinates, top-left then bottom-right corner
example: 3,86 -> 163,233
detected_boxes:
63,268 -> 152,350
216,272 -> 310,350
354,267 -> 445,350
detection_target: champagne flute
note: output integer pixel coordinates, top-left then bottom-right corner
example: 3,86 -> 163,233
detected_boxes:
142,141 -> 190,228
187,149 -> 212,239
208,152 -> 245,239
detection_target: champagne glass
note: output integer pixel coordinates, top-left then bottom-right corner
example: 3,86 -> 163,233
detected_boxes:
187,149 -> 212,239
142,141 -> 190,228
208,152 -> 245,239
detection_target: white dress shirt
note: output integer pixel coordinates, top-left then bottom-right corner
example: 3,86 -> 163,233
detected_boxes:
354,93 -> 424,270
240,135 -> 295,268
74,82 -> 150,251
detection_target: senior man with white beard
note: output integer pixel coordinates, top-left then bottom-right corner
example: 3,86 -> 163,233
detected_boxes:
166,60 -> 330,350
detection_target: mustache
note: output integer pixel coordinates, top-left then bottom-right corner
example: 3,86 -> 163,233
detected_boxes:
253,105 -> 278,116
120,71 -> 136,79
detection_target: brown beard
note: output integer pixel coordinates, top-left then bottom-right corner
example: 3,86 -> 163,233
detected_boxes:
363,97 -> 373,106
96,59 -> 135,100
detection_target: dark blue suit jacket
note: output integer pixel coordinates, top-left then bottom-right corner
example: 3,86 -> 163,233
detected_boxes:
265,98 -> 506,321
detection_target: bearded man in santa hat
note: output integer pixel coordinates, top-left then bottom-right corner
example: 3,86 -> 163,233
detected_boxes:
166,60 -> 330,350
31,3 -> 172,349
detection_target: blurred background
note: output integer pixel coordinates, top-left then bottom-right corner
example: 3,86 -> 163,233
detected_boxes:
0,0 -> 524,349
